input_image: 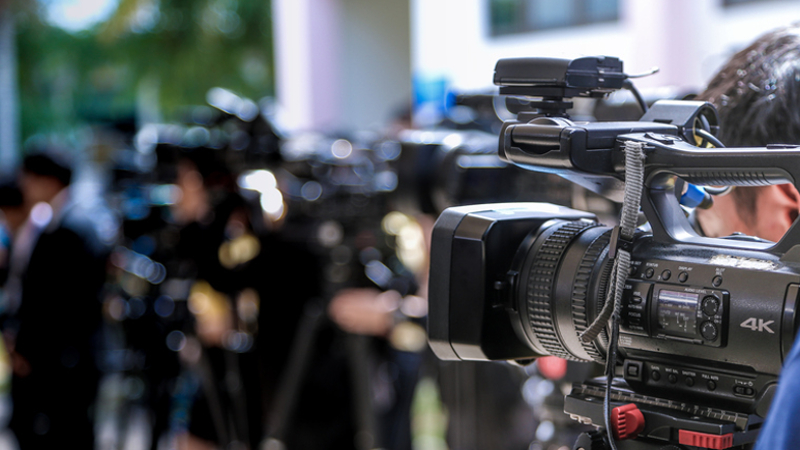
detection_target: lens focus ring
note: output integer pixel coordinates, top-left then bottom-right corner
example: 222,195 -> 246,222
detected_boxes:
570,228 -> 612,363
522,221 -> 598,361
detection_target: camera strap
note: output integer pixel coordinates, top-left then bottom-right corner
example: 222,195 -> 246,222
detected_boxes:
580,140 -> 644,343
579,140 -> 645,450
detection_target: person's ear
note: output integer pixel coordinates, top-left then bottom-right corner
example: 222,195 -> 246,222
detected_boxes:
776,184 -> 800,223
757,184 -> 800,242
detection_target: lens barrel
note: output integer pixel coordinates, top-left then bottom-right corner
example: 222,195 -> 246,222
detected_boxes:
513,220 -> 613,363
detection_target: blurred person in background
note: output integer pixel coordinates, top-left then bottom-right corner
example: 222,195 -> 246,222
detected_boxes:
168,146 -> 325,450
170,146 -> 264,449
326,211 -> 432,450
7,149 -> 111,449
0,180 -> 30,318
0,180 -> 34,402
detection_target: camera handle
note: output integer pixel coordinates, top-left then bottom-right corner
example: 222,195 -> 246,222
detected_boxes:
615,133 -> 800,257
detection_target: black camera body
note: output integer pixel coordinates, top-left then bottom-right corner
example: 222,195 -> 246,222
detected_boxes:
428,56 -> 800,447
430,203 -> 798,416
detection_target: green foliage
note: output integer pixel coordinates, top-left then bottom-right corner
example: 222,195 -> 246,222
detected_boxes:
15,0 -> 274,140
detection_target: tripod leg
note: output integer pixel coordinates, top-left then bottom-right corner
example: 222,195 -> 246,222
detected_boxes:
195,349 -> 232,446
345,334 -> 378,450
261,301 -> 325,448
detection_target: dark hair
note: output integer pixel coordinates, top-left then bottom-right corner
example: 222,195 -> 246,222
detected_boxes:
697,23 -> 800,147
22,152 -> 73,187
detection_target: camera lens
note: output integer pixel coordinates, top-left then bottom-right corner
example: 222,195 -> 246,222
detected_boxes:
512,220 -> 613,363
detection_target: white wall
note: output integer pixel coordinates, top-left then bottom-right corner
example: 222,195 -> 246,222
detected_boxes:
411,0 -> 800,94
272,0 -> 411,133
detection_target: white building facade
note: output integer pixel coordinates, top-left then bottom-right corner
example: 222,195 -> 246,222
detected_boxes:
273,0 -> 800,132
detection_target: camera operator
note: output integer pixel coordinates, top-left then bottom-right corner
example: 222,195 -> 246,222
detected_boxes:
326,211 -> 432,450
169,145 -> 330,450
8,149 -> 111,449
170,147 -> 265,449
693,25 -> 800,243
687,23 -> 800,450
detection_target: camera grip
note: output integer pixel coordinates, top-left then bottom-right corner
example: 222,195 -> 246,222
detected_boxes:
633,136 -> 800,188
624,135 -> 800,254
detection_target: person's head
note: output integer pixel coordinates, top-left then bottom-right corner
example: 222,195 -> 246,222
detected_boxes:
172,147 -> 234,224
19,150 -> 73,208
696,23 -> 800,241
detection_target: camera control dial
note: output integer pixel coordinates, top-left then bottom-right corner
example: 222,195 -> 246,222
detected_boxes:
701,321 -> 719,341
702,295 -> 720,316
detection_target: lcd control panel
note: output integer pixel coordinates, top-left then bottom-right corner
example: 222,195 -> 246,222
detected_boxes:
621,281 -> 727,347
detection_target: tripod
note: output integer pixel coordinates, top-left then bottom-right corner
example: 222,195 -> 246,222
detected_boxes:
261,299 -> 379,450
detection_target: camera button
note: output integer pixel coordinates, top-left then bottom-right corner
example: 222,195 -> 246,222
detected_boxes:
678,271 -> 689,283
651,370 -> 661,381
712,275 -> 723,287
707,380 -> 717,391
733,386 -> 755,397
685,377 -> 695,387
645,268 -> 654,279
661,269 -> 671,281
668,374 -> 678,384
625,361 -> 643,381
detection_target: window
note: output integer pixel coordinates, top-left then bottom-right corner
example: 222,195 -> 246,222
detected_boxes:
489,0 -> 619,36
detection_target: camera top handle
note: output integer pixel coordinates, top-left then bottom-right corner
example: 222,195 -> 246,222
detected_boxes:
624,133 -> 800,256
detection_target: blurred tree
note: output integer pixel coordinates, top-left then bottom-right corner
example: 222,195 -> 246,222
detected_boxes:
14,0 -> 274,142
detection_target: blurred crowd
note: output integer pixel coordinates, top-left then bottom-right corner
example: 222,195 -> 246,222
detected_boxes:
0,88 -> 628,450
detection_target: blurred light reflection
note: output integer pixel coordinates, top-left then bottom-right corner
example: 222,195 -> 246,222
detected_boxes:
166,330 -> 187,352
112,246 -> 167,284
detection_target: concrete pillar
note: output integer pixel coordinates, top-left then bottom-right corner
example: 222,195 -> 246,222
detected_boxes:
272,0 -> 411,133
272,0 -> 342,133
338,0 -> 411,131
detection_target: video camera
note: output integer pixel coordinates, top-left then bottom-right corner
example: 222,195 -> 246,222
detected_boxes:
428,56 -> 800,449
